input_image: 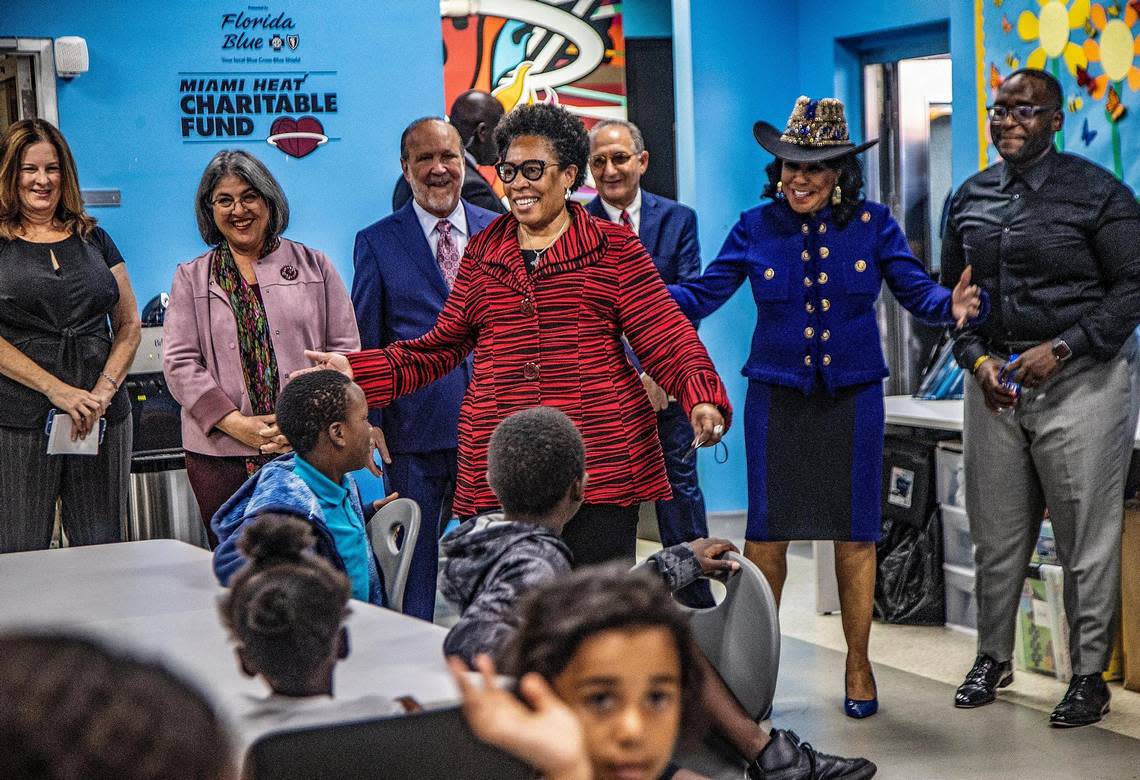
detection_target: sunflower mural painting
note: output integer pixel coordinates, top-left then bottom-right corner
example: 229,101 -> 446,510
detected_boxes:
981,0 -> 1140,186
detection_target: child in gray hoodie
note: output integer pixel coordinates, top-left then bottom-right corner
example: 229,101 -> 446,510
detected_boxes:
438,406 -> 737,663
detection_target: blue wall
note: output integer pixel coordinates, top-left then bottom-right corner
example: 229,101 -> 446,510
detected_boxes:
1,0 -> 444,304
624,0 -> 673,38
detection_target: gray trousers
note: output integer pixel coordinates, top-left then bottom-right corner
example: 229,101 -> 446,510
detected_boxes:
963,336 -> 1140,675
0,416 -> 132,553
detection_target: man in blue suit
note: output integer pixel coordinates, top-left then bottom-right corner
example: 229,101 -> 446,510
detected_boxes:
352,117 -> 498,620
585,119 -> 711,604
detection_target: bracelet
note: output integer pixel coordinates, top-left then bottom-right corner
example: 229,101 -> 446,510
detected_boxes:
971,355 -> 990,374
100,371 -> 121,391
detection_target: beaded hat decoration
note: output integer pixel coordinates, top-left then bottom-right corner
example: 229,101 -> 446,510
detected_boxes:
753,95 -> 878,163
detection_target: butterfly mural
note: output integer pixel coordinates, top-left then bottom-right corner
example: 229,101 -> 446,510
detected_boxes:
1076,65 -> 1097,96
1081,117 -> 1099,145
990,63 -> 1004,92
1106,85 -> 1128,122
1069,95 -> 1085,111
1002,14 -> 1013,32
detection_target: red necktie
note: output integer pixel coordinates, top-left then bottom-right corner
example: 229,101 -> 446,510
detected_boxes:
436,219 -> 460,288
620,209 -> 634,231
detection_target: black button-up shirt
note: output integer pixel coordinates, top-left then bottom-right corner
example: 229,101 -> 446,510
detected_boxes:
941,149 -> 1140,368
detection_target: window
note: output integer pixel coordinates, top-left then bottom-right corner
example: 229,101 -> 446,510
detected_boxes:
0,38 -> 59,134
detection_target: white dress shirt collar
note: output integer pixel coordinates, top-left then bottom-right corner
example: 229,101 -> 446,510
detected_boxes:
599,187 -> 643,235
412,198 -> 469,258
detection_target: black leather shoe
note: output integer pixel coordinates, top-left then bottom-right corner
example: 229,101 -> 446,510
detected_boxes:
1049,673 -> 1110,727
748,728 -> 877,780
954,654 -> 1013,708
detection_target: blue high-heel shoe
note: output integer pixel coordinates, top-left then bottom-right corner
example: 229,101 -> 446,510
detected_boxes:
844,669 -> 878,719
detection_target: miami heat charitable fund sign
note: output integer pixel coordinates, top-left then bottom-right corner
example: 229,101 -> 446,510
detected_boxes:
178,5 -> 339,158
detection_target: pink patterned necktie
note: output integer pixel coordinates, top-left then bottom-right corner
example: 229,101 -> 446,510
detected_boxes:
435,219 -> 460,288
620,209 -> 634,231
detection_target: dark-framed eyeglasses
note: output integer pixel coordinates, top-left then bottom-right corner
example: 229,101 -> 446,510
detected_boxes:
211,191 -> 262,211
496,159 -> 561,183
986,104 -> 1058,122
589,152 -> 636,169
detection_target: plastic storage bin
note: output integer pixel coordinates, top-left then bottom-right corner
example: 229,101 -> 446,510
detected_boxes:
940,504 -> 975,570
943,563 -> 977,633
935,442 -> 965,508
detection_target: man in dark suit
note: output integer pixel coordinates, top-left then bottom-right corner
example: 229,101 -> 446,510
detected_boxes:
353,117 -> 498,620
585,118 -> 710,603
392,90 -> 506,215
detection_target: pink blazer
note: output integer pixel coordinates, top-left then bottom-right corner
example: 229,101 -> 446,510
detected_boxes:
163,238 -> 360,457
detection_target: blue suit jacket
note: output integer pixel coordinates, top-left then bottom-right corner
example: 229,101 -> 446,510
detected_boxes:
586,190 -> 701,285
670,200 -> 987,394
587,190 -> 702,370
351,200 -> 498,453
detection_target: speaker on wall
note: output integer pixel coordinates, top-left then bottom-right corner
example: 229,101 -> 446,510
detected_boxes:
54,37 -> 89,78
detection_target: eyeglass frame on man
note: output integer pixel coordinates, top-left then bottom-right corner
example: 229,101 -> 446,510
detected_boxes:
211,190 -> 263,211
495,159 -> 563,183
986,104 -> 1059,123
588,151 -> 637,170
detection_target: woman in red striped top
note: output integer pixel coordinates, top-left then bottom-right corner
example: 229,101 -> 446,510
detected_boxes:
306,104 -> 730,565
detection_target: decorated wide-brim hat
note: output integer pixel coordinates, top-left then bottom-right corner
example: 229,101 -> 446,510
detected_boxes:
753,96 -> 878,163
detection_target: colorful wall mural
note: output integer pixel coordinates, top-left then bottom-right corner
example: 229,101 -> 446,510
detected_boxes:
441,0 -> 627,196
979,0 -> 1140,183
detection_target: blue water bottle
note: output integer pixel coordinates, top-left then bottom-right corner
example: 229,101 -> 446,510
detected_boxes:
997,352 -> 1023,408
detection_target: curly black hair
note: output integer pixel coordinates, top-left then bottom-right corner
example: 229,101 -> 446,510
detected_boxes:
493,104 -> 589,192
502,564 -> 706,740
275,370 -> 352,456
486,406 -> 585,516
219,515 -> 351,695
0,631 -> 231,780
762,155 -> 865,228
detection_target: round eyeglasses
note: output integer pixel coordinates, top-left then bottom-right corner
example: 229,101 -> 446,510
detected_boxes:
211,191 -> 262,211
495,159 -> 562,183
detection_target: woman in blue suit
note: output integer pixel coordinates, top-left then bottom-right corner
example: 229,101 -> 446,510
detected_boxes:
671,96 -> 984,719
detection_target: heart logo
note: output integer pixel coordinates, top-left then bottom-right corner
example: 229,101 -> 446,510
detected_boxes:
268,116 -> 326,159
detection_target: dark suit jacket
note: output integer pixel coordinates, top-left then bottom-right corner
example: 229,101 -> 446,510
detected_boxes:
392,153 -> 506,214
586,190 -> 701,285
587,190 -> 703,370
351,199 -> 498,453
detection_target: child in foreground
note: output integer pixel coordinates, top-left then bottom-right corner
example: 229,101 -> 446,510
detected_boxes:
444,407 -> 876,780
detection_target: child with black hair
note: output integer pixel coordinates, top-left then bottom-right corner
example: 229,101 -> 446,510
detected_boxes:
443,406 -> 876,780
451,565 -> 705,780
220,514 -> 405,753
212,370 -> 394,606
439,406 -> 738,663
0,631 -> 233,780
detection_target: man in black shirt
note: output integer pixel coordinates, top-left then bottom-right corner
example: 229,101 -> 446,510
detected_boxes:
942,68 -> 1140,727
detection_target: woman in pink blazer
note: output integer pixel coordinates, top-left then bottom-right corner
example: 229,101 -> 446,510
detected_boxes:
164,150 -> 359,546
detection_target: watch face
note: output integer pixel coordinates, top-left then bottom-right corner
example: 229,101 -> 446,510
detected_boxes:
1053,340 -> 1072,361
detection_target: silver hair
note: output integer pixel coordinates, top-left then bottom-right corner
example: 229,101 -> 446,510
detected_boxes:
194,150 -> 289,247
588,118 -> 646,154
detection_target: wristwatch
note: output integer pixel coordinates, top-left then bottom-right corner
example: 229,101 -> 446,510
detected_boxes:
1051,338 -> 1072,363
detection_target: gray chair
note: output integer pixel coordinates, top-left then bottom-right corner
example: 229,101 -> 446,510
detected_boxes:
368,498 -> 421,612
672,551 -> 781,780
682,550 -> 781,720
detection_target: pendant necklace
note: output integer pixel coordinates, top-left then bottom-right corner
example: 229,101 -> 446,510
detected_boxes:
520,212 -> 570,269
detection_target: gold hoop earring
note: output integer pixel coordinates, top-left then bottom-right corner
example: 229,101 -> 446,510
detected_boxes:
776,180 -> 784,199
831,184 -> 842,205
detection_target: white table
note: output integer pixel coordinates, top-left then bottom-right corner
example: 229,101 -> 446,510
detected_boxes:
884,394 -> 1140,448
0,540 -> 457,725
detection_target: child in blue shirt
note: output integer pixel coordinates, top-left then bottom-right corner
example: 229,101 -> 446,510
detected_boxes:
212,370 -> 390,606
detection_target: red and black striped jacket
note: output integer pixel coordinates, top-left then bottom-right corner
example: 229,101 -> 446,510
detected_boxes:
347,203 -> 731,516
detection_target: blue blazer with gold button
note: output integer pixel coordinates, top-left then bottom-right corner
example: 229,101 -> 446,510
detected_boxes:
669,200 -> 985,394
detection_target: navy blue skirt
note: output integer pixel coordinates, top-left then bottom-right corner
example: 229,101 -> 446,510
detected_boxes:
743,380 -> 884,542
